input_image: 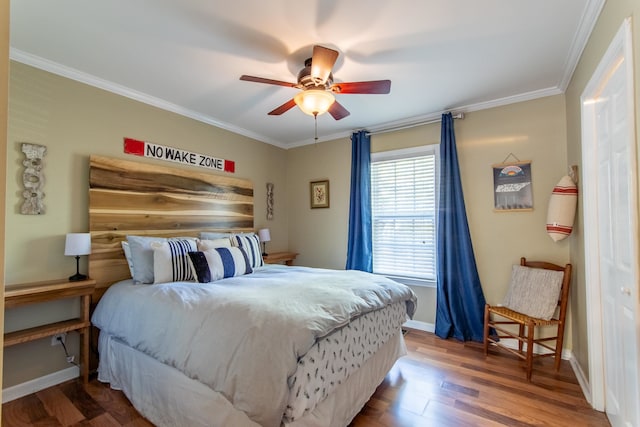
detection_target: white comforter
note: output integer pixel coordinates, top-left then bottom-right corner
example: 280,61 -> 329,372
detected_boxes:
92,265 -> 417,427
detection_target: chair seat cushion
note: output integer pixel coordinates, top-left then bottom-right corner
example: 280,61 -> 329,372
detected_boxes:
502,265 -> 564,320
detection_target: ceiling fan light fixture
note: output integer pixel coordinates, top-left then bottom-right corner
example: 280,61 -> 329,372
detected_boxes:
294,90 -> 335,116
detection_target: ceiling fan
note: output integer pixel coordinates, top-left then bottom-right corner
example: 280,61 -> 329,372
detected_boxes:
240,45 -> 391,120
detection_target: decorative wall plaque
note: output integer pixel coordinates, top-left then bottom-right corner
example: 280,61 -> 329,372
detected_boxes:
21,143 -> 47,215
492,161 -> 533,212
266,182 -> 274,220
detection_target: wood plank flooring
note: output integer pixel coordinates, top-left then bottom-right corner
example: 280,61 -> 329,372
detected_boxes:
3,329 -> 610,426
350,330 -> 609,426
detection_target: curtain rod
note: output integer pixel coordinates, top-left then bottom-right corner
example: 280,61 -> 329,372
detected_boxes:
367,112 -> 464,136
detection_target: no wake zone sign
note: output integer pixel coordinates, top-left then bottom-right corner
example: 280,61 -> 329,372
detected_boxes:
123,137 -> 235,173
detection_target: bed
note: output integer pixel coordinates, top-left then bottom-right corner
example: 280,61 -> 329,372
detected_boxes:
88,155 -> 417,427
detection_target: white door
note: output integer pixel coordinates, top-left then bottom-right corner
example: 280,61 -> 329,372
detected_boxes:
581,18 -> 639,427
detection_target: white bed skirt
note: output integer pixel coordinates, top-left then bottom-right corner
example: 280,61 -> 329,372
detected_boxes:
98,330 -> 406,427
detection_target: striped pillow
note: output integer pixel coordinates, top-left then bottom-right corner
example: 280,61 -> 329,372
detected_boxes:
231,233 -> 264,268
151,239 -> 197,284
188,247 -> 253,282
127,235 -> 197,283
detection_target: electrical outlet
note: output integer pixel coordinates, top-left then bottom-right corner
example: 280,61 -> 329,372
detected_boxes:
51,332 -> 67,346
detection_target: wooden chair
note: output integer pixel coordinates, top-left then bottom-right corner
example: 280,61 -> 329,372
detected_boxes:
483,257 -> 572,381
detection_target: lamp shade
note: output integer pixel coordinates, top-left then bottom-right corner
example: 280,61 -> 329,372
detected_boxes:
258,228 -> 271,243
294,90 -> 335,116
64,233 -> 91,256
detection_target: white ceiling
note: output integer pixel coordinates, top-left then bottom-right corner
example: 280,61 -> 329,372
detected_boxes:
10,0 -> 603,149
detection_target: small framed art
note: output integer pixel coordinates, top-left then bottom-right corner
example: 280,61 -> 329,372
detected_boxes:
310,180 -> 330,209
492,161 -> 533,211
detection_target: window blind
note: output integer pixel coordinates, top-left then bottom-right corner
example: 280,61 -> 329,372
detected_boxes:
371,153 -> 437,282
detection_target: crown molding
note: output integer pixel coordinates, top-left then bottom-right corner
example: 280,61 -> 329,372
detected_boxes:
9,46 -> 573,150
9,48 -> 289,148
557,0 -> 606,91
286,86 -> 563,148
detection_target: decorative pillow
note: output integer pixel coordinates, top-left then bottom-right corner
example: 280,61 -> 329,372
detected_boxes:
151,239 -> 198,284
197,238 -> 232,251
231,233 -> 264,268
121,241 -> 135,277
502,265 -> 564,320
200,232 -> 232,240
188,247 -> 253,282
126,235 -> 197,284
127,236 -> 167,283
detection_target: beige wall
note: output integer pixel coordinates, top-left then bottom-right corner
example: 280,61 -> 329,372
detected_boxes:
564,0 -> 640,382
4,62 -> 289,387
1,0 -> 10,408
288,95 -> 571,329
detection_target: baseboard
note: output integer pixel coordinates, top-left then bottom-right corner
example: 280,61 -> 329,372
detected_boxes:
569,353 -> 593,405
2,366 -> 79,403
403,319 -> 435,333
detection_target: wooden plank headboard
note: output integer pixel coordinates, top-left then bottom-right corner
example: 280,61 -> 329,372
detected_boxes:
88,155 -> 254,299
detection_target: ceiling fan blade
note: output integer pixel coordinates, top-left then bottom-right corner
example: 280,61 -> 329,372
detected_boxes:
240,75 -> 297,88
311,45 -> 339,84
328,101 -> 350,120
331,80 -> 391,94
268,99 -> 297,115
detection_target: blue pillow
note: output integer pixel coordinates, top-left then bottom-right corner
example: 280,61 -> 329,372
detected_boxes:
188,247 -> 253,282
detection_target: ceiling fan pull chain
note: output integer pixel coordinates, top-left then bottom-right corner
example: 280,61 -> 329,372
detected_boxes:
314,112 -> 318,142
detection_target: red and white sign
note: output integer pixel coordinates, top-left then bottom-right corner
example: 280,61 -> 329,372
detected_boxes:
123,137 -> 235,173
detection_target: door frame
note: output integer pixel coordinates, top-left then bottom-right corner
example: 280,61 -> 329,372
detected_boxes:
580,17 -> 637,412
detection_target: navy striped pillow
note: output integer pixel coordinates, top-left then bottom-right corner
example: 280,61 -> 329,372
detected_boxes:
231,233 -> 264,268
187,247 -> 253,282
151,239 -> 197,284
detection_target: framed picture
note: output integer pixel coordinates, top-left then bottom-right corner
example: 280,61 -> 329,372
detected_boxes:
492,161 -> 533,211
310,180 -> 330,209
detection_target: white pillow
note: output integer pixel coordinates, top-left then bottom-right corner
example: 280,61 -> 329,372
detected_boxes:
127,235 -> 167,283
121,241 -> 134,277
150,239 -> 198,284
127,235 -> 197,284
197,238 -> 232,251
187,247 -> 253,282
231,233 -> 264,268
200,232 -> 232,240
502,265 -> 564,320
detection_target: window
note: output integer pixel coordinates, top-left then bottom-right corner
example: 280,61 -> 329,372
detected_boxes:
371,146 -> 438,286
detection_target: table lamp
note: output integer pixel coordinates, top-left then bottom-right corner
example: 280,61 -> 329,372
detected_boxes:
65,233 -> 91,281
258,228 -> 271,256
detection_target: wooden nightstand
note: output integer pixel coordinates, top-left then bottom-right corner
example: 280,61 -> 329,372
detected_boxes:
4,278 -> 96,384
263,252 -> 298,266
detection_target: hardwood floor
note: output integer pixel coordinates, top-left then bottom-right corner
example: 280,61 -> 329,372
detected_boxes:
2,329 -> 610,426
350,330 -> 609,426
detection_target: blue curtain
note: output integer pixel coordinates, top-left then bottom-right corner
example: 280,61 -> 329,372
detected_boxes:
435,113 -> 487,342
346,130 -> 373,272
